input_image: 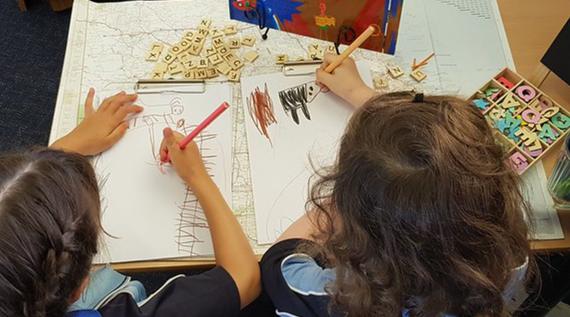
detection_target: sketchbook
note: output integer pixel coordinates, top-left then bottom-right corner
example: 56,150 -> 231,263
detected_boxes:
241,62 -> 373,245
93,84 -> 233,263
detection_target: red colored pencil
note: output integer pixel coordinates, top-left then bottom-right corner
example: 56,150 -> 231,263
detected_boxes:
163,101 -> 230,163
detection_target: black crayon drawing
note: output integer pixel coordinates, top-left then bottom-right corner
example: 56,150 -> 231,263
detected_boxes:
278,81 -> 322,124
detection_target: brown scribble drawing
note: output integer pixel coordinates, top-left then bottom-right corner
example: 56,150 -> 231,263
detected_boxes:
173,126 -> 217,256
247,84 -> 277,143
278,81 -> 322,124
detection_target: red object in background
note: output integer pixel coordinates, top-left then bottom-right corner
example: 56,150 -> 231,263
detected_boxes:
229,0 -> 404,54
232,0 -> 257,12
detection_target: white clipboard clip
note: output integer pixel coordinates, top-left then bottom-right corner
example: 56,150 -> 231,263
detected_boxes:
134,79 -> 206,94
282,60 -> 322,76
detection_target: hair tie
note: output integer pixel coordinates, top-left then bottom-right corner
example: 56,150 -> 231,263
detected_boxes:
413,93 -> 424,103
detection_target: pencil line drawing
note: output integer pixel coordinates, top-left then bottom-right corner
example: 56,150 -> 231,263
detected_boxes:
129,96 -> 184,131
278,81 -> 322,124
264,168 -> 306,240
247,84 -> 277,143
133,97 -> 219,257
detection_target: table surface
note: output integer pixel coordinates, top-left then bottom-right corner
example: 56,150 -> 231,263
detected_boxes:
110,0 -> 570,272
497,0 -> 570,253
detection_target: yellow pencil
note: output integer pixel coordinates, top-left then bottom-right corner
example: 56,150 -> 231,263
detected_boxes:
324,25 -> 376,73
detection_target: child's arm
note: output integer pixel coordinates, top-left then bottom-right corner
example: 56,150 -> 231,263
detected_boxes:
316,54 -> 377,109
159,128 -> 260,308
276,213 -> 317,242
51,88 -> 143,155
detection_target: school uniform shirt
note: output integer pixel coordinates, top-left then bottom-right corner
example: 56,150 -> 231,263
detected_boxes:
66,266 -> 240,317
261,239 -> 529,317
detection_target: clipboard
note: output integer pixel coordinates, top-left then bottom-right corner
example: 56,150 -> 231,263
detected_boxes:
134,79 -> 206,94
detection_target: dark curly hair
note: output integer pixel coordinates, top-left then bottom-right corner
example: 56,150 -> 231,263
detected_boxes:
304,92 -> 534,316
0,148 -> 100,317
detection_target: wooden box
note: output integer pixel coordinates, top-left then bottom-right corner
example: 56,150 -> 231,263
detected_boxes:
468,68 -> 570,175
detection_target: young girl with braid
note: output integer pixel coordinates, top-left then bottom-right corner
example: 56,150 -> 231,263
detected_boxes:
260,55 -> 535,317
0,90 -> 260,317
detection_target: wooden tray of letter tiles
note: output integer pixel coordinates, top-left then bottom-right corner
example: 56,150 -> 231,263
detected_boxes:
468,68 -> 570,175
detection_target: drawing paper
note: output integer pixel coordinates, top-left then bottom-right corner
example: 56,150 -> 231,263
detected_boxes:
241,62 -> 373,244
94,84 -> 233,263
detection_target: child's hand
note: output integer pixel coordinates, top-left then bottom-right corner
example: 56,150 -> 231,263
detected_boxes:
316,54 -> 377,108
159,127 -> 209,187
51,89 -> 143,155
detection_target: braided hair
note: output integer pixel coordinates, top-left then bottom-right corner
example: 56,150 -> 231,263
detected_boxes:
0,148 -> 100,317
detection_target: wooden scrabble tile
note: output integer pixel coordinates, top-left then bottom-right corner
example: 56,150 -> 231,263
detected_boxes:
316,49 -> 324,60
211,28 -> 224,38
168,62 -> 184,75
216,61 -> 232,75
276,54 -> 288,64
177,53 -> 191,64
308,43 -> 320,53
182,59 -> 197,70
197,26 -> 209,37
188,44 -> 202,56
212,37 -> 225,48
199,18 -> 212,29
373,76 -> 388,89
178,38 -> 191,51
151,62 -> 168,79
151,71 -> 165,80
169,44 -> 183,55
195,69 -> 208,79
224,24 -> 238,35
193,35 -> 205,45
197,58 -> 209,68
184,31 -> 195,40
217,46 -> 230,56
227,69 -> 241,82
183,70 -> 196,79
325,44 -> 336,55
153,62 -> 168,72
222,52 -> 237,63
145,43 -> 164,61
208,54 -> 224,65
387,65 -> 404,78
228,38 -> 241,49
230,58 -> 244,70
205,46 -> 217,56
241,36 -> 256,47
162,52 -> 176,64
410,69 -> 427,82
308,50 -> 323,60
243,51 -> 259,63
206,68 -> 218,78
